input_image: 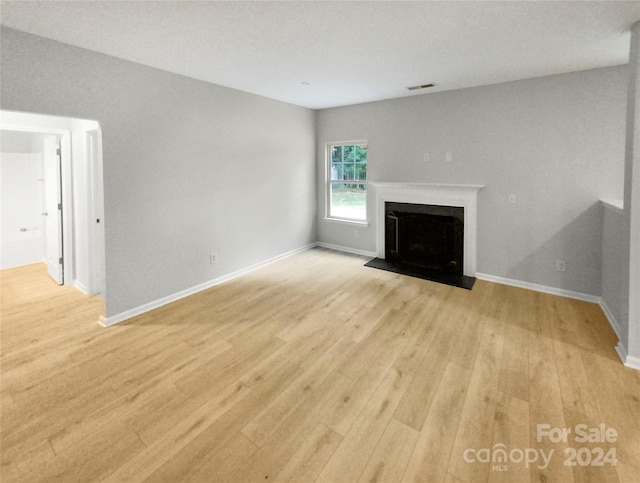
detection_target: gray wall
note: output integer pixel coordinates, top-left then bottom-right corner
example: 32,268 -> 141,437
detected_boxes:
317,67 -> 628,296
0,27 -> 317,317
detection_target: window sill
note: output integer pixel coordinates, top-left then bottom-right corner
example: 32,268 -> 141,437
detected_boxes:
323,217 -> 369,227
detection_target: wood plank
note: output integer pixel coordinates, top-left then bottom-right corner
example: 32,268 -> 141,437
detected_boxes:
528,332 -> 575,483
553,339 -> 600,422
240,337 -> 356,446
393,317 -> 462,431
102,380 -> 252,482
272,423 -> 343,483
357,418 -> 419,483
402,363 -> 472,483
319,310 -> 412,435
230,400 -> 321,481
316,367 -> 412,483
447,323 -> 505,482
498,322 -> 530,403
487,391 -> 530,483
183,431 -> 259,482
144,361 -> 304,482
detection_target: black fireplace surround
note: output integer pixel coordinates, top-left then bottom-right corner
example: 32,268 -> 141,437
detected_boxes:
365,202 -> 475,289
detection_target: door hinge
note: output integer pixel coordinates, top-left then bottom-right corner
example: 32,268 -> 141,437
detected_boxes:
58,203 -> 62,210
56,147 -> 61,156
59,257 -> 63,265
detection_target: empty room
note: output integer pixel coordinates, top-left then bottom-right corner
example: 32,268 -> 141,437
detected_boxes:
1,1 -> 640,482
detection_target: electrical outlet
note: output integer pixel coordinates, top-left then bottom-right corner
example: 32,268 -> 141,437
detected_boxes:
556,259 -> 566,272
210,253 -> 217,264
508,193 -> 517,204
424,152 -> 431,162
445,151 -> 453,162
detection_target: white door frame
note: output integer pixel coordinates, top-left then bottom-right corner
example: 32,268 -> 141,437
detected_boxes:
42,134 -> 64,284
87,129 -> 106,295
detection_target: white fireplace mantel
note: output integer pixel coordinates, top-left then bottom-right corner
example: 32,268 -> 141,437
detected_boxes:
370,182 -> 484,277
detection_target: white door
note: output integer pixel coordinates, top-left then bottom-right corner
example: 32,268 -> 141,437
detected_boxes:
43,135 -> 63,284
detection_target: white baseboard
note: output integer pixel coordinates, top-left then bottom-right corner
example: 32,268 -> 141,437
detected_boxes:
73,279 -> 90,295
599,300 -> 622,340
615,342 -> 628,366
475,272 -> 601,303
625,354 -> 640,370
314,242 -> 377,258
101,243 -> 316,327
615,341 -> 640,370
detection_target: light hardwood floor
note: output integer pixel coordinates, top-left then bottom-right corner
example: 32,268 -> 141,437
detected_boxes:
1,248 -> 639,482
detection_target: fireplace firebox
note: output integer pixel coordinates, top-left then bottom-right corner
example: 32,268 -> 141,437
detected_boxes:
385,202 -> 464,274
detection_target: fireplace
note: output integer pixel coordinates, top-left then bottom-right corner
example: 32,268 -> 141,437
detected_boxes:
365,182 -> 484,289
385,202 -> 464,274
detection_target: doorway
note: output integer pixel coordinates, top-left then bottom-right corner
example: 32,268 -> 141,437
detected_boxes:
0,131 -> 64,284
0,110 -> 105,300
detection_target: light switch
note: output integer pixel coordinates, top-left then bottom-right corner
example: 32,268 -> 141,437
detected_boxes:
445,151 -> 453,162
508,193 -> 516,204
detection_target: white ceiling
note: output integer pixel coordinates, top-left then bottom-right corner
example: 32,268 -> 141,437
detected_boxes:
1,1 -> 639,109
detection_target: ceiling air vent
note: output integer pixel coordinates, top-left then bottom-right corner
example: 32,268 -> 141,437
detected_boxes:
407,83 -> 435,91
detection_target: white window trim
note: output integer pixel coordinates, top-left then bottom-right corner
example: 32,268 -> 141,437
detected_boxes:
325,140 -> 368,224
322,217 -> 369,227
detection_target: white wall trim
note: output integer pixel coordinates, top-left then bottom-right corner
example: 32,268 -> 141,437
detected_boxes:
321,217 -> 369,227
73,279 -> 90,295
615,341 -> 628,364
599,300 -> 622,340
600,301 -> 638,369
614,342 -> 640,370
100,243 -> 316,327
475,272 -> 601,303
625,354 -> 640,370
371,182 -> 484,277
315,241 -> 377,258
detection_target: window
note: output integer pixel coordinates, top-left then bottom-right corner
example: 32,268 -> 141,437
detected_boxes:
327,141 -> 367,222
